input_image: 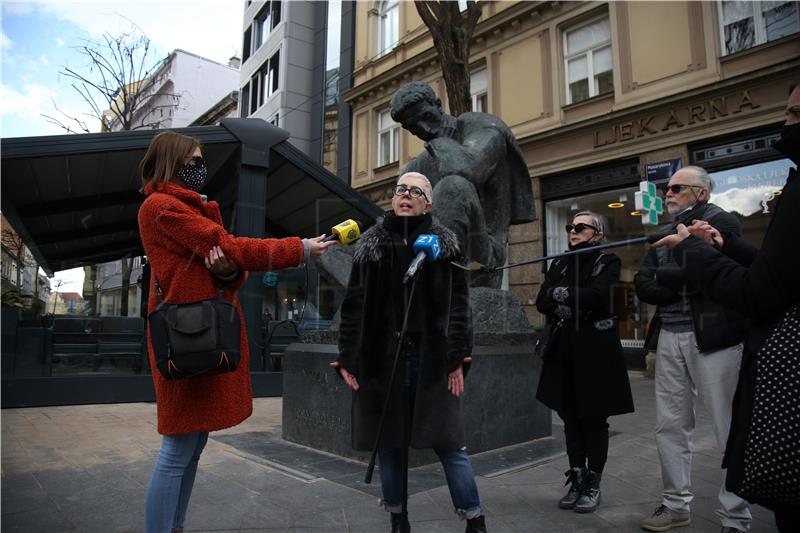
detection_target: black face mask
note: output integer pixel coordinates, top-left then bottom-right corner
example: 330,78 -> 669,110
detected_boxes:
774,123 -> 800,165
176,162 -> 208,192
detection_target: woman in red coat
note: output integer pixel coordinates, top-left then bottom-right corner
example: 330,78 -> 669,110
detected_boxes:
138,131 -> 332,533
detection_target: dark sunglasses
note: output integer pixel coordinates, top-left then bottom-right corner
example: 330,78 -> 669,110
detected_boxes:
665,184 -> 704,194
565,223 -> 599,234
394,184 -> 429,201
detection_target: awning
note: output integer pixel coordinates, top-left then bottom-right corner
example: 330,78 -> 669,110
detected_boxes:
1,118 -> 383,275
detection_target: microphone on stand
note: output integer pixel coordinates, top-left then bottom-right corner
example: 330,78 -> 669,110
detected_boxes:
322,219 -> 363,244
403,234 -> 441,284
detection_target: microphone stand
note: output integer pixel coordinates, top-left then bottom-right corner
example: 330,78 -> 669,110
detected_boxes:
456,234 -> 662,273
365,273 -> 419,526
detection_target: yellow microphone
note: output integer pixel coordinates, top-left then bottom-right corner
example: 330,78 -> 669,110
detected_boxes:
322,219 -> 363,244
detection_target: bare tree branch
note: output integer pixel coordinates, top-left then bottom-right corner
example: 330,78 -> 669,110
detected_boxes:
49,22 -> 180,134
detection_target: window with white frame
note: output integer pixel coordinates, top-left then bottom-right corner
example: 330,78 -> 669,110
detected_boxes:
563,16 -> 613,105
470,68 -> 488,112
377,109 -> 399,167
252,1 -> 282,53
378,0 -> 399,56
718,1 -> 799,55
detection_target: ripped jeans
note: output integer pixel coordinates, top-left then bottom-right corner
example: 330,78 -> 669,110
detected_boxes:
378,446 -> 482,519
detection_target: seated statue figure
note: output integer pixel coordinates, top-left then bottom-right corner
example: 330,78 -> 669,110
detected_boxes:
389,81 -> 535,288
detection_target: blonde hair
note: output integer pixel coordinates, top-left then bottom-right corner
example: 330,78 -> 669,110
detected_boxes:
574,210 -> 606,239
398,172 -> 434,203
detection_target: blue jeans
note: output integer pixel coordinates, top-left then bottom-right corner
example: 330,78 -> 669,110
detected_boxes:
145,432 -> 209,533
378,447 -> 482,519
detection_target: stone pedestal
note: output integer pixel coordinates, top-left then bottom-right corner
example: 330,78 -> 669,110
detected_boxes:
282,340 -> 550,465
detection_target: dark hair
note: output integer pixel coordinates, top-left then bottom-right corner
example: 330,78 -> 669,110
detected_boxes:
389,81 -> 441,122
139,131 -> 201,190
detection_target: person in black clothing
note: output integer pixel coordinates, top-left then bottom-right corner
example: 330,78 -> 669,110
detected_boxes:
535,211 -> 634,514
331,172 -> 487,533
654,82 -> 800,533
635,165 -> 750,533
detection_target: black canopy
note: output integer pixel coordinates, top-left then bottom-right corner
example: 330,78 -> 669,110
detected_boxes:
1,118 -> 382,275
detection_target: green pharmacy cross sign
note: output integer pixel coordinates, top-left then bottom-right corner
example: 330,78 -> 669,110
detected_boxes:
634,181 -> 664,226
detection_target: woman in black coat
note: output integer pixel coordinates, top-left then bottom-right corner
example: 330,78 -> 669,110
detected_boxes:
655,82 -> 800,533
536,211 -> 634,514
332,172 -> 486,533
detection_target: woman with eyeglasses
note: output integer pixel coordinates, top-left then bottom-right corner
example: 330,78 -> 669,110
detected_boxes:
332,171 -> 486,533
137,131 -> 333,533
535,211 -> 634,514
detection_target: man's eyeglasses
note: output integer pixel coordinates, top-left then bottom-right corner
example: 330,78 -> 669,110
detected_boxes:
565,223 -> 599,234
665,184 -> 705,194
394,184 -> 429,201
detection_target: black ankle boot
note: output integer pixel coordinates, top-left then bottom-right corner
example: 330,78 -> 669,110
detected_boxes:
574,469 -> 601,513
558,467 -> 585,509
390,511 -> 410,533
465,515 -> 487,533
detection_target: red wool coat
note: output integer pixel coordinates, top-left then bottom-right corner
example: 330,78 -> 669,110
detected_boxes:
138,181 -> 303,435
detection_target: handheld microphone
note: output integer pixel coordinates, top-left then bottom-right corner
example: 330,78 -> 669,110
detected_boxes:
403,234 -> 441,284
322,219 -> 363,244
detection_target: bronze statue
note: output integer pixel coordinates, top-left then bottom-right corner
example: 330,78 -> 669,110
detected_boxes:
390,81 -> 535,288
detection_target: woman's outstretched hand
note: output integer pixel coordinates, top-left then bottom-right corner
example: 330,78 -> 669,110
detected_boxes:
303,235 -> 337,261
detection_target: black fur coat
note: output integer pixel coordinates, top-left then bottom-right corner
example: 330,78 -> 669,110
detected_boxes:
337,213 -> 473,451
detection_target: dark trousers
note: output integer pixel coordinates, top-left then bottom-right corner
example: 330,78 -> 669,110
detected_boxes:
558,410 -> 609,473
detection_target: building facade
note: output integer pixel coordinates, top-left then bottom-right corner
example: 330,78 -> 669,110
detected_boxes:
342,0 -> 800,349
107,49 -> 241,132
239,0 -> 331,159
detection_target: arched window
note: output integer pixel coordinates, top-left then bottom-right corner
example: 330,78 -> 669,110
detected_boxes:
378,0 -> 399,56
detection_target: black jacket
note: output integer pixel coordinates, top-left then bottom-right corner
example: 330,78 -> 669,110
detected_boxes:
634,202 -> 746,352
674,167 -> 800,508
535,248 -> 634,418
337,214 -> 472,451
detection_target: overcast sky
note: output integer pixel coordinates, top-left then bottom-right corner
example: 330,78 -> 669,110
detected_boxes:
1,0 -> 246,292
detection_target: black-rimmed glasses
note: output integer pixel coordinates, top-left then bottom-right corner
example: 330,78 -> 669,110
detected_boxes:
394,184 -> 429,201
565,223 -> 599,234
665,184 -> 704,194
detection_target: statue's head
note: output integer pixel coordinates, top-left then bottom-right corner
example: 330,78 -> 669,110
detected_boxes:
390,81 -> 445,142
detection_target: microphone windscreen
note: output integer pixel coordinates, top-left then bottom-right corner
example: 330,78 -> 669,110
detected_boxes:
413,234 -> 441,261
330,219 -> 362,245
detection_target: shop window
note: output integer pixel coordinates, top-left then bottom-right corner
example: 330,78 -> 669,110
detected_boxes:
471,68 -> 488,112
708,158 -> 794,248
719,1 -> 799,55
377,0 -> 399,57
563,15 -> 613,105
377,109 -> 399,167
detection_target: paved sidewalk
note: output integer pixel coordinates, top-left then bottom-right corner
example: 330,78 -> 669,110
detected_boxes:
1,373 -> 777,532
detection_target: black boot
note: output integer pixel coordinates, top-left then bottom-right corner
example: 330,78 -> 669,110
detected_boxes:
558,467 -> 585,509
390,511 -> 410,533
574,470 -> 601,513
465,515 -> 487,533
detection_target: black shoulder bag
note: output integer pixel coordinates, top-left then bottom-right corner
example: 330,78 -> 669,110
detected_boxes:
148,278 -> 241,380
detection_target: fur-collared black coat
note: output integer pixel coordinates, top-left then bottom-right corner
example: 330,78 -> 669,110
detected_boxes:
336,214 -> 472,451
535,249 -> 634,419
